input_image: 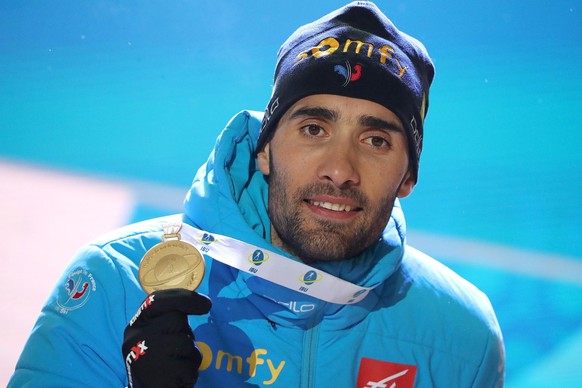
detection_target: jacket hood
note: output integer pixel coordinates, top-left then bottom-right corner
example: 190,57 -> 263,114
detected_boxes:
183,111 -> 409,326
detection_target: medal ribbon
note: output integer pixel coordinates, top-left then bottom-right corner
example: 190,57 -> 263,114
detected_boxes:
170,222 -> 372,305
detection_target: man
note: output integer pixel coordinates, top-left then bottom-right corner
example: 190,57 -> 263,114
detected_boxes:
9,2 -> 504,387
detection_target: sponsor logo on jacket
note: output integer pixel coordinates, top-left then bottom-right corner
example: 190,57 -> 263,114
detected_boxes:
197,341 -> 286,385
357,358 -> 417,388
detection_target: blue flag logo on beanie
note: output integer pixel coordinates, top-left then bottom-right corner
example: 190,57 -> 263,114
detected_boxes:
334,61 -> 363,87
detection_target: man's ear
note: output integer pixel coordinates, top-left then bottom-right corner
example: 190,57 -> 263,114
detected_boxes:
397,171 -> 415,198
257,143 -> 271,175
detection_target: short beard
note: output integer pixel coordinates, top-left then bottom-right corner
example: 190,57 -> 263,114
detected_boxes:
267,153 -> 397,263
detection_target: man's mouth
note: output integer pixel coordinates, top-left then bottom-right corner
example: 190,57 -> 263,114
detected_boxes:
306,199 -> 361,212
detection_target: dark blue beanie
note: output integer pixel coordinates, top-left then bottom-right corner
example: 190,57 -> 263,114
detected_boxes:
257,1 -> 435,182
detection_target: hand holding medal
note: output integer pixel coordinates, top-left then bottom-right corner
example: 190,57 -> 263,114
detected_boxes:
123,223 -> 209,387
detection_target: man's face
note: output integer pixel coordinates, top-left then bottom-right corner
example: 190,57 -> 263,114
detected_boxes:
257,94 -> 414,263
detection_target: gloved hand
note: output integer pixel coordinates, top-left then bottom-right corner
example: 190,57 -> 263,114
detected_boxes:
122,289 -> 212,388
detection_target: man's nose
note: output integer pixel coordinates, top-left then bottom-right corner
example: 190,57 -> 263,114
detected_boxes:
316,139 -> 361,188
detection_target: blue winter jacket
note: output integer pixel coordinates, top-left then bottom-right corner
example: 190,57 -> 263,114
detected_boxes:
9,111 -> 504,387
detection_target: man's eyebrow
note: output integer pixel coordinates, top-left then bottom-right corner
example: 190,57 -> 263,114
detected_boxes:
287,106 -> 403,133
288,106 -> 339,122
359,115 -> 404,133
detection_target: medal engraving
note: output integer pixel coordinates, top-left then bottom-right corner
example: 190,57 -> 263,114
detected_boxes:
139,240 -> 205,294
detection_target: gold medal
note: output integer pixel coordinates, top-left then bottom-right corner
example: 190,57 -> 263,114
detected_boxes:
139,238 -> 205,294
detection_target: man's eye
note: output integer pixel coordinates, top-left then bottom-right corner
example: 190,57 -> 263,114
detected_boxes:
301,124 -> 324,136
364,136 -> 390,148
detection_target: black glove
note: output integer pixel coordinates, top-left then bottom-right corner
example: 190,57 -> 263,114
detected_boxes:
122,289 -> 212,388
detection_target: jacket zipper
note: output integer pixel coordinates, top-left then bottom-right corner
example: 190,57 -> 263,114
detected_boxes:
300,323 -> 320,388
